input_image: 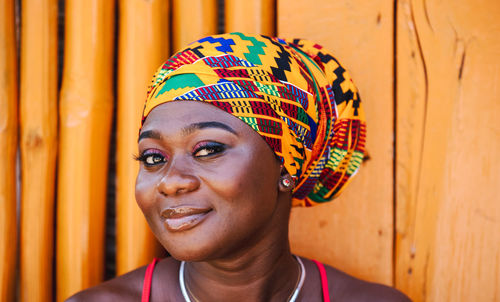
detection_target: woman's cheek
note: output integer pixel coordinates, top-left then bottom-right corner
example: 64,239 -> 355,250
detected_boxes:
135,172 -> 156,212
205,159 -> 247,198
135,175 -> 163,236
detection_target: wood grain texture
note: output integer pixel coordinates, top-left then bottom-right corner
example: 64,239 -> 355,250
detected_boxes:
0,1 -> 18,301
395,0 -> 500,301
172,0 -> 218,53
116,0 -> 169,275
225,0 -> 275,36
19,0 -> 58,301
278,0 -> 394,284
56,0 -> 115,300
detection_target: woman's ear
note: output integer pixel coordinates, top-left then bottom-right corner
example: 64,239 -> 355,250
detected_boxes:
278,166 -> 294,192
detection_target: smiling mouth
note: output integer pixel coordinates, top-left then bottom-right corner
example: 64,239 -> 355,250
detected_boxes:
161,206 -> 212,232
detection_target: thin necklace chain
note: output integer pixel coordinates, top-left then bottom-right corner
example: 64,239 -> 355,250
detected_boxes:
179,255 -> 306,302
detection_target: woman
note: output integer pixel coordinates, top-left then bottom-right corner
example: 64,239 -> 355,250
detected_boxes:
69,33 -> 410,301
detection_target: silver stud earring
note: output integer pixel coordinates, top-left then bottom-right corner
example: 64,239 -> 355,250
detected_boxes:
281,178 -> 291,188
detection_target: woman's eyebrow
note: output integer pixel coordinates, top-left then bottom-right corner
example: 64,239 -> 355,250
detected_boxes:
138,130 -> 161,142
182,121 -> 238,136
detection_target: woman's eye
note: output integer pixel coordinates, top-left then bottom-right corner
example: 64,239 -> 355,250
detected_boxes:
193,142 -> 226,158
144,154 -> 164,165
136,149 -> 166,166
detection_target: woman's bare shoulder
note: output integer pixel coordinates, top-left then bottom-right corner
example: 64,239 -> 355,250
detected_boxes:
64,264 -> 147,302
65,258 -> 180,302
322,262 -> 412,302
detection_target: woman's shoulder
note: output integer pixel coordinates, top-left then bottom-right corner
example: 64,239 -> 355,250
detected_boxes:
65,257 -> 180,302
65,263 -> 148,302
303,258 -> 412,302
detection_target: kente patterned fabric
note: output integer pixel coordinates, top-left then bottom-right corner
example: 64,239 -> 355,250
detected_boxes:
142,33 -> 366,207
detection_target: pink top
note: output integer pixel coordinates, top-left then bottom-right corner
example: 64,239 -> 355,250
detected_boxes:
141,258 -> 331,302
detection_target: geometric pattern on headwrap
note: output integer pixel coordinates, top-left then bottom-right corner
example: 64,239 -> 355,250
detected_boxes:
142,32 -> 366,207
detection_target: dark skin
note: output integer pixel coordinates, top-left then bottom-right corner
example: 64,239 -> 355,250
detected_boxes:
68,101 -> 411,302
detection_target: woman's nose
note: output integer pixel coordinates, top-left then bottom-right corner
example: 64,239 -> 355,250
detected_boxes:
156,161 -> 200,196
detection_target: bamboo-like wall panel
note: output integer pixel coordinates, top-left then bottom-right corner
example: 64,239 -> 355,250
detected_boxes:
56,0 -> 115,299
19,0 -> 58,301
0,1 -> 18,301
1,0 -> 499,301
171,0 -> 218,53
225,0 -> 275,36
116,0 -> 170,275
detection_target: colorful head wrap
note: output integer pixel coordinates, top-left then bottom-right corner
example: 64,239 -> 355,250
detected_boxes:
142,33 -> 366,207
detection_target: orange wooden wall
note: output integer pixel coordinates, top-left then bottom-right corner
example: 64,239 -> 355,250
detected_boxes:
279,0 -> 395,285
1,0 -> 499,301
395,0 -> 500,300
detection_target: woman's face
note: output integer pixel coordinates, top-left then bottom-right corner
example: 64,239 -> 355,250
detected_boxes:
136,101 -> 286,261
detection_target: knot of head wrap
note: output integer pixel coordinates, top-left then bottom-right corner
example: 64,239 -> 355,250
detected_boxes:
142,33 -> 366,207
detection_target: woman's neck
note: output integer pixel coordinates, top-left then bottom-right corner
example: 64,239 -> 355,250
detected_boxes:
182,235 -> 300,302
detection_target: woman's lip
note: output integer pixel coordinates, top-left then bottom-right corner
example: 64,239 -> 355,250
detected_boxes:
161,206 -> 212,219
161,207 -> 212,232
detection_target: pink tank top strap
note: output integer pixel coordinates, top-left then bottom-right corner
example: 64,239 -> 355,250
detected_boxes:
141,258 -> 159,302
312,259 -> 331,302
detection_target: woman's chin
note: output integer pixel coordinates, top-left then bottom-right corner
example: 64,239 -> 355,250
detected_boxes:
154,237 -> 208,261
157,235 -> 217,262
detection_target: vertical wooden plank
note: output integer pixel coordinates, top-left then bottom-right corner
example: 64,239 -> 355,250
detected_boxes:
225,0 -> 275,36
278,0 -> 394,284
395,0 -> 500,301
116,0 -> 169,275
0,1 -> 18,301
57,0 -> 115,299
19,0 -> 58,301
172,0 -> 218,52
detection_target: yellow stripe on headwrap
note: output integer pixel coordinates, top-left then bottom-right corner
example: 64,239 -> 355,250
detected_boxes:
142,33 -> 366,207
